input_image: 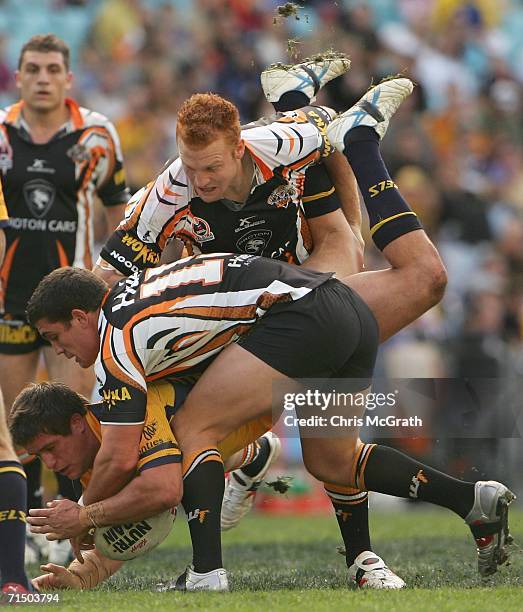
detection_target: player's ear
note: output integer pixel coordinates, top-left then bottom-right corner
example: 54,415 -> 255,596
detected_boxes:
70,412 -> 85,434
234,139 -> 245,159
71,308 -> 90,327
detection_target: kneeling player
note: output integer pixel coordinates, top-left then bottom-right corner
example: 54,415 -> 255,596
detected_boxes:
9,381 -> 274,591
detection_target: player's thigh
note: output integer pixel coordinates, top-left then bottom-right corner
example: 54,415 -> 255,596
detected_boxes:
0,385 -> 16,459
0,351 -> 40,411
43,347 -> 96,398
172,343 -> 301,452
298,386 -> 371,485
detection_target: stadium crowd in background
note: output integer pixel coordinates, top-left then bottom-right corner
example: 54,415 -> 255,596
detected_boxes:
0,0 -> 520,481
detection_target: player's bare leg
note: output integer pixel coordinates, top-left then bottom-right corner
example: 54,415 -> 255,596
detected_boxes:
327,78 -> 447,342
0,352 -> 40,411
261,57 -> 386,585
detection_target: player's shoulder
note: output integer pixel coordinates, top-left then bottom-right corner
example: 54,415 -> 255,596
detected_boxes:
78,106 -> 117,131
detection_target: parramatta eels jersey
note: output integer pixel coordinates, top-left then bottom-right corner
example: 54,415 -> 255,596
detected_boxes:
0,98 -> 129,314
95,252 -> 332,425
99,106 -> 336,277
80,380 -> 186,488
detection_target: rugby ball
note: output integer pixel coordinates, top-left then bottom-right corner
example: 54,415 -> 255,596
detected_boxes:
94,507 -> 177,560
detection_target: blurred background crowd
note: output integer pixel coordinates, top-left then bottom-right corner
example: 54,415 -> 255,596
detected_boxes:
0,0 -> 520,498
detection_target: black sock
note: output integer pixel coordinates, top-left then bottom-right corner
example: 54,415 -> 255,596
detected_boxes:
324,486 -> 371,566
362,445 -> 475,518
0,462 -> 29,588
24,457 -> 42,511
343,126 -> 422,250
241,436 -> 270,478
273,91 -> 310,112
182,450 -> 224,573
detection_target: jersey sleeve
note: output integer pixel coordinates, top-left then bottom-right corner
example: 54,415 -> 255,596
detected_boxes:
94,320 -> 148,425
99,158 -> 189,276
301,162 -> 341,219
78,114 -> 131,207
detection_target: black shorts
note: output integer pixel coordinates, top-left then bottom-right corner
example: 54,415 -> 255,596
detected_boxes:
238,278 -> 379,389
0,314 -> 48,355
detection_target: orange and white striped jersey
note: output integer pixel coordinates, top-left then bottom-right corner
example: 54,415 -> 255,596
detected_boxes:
94,252 -> 332,425
0,98 -> 129,314
100,106 -> 337,277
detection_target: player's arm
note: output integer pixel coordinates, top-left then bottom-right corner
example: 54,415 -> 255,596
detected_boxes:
323,150 -> 364,251
81,421 -> 142,506
33,549 -> 123,591
28,462 -> 181,540
83,356 -> 149,505
81,462 -> 182,526
303,210 -> 363,277
299,163 -> 363,276
95,159 -> 188,284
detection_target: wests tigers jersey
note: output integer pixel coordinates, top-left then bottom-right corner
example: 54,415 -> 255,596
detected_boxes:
95,252 -> 332,425
99,106 -> 336,277
0,98 -> 129,314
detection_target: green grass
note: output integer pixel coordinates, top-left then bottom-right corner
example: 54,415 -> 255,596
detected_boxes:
28,507 -> 523,611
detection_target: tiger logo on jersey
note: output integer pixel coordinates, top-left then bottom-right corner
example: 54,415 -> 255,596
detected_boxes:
267,184 -> 299,209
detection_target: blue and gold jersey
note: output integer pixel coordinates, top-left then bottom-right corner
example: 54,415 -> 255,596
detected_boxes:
79,381 -> 187,488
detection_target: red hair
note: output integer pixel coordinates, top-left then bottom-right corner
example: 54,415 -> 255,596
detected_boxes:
177,93 -> 241,148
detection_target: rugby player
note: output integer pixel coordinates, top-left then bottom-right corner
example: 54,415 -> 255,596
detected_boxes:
93,56 -> 408,589
0,181 -> 33,595
10,381 -> 278,591
24,80 -> 515,591
0,34 -> 129,562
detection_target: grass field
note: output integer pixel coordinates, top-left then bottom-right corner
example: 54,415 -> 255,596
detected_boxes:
25,504 -> 523,611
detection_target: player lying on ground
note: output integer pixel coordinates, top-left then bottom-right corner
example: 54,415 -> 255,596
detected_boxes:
9,380 -> 274,590
24,80 -> 516,591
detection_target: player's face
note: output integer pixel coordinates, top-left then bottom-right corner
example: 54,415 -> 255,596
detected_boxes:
16,51 -> 72,113
178,134 -> 244,202
36,316 -> 100,368
25,431 -> 90,479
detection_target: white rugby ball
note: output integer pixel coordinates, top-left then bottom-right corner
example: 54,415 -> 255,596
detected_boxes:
94,507 -> 177,560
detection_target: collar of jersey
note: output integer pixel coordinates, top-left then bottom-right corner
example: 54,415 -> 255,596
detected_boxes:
4,97 -> 85,142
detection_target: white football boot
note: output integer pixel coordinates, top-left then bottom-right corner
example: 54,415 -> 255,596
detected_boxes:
348,551 -> 406,589
261,52 -> 351,104
464,480 -> 516,577
221,432 -> 281,531
156,565 -> 229,592
326,77 -> 413,149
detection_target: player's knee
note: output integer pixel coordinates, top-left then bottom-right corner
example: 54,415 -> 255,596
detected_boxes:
302,439 -> 360,486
